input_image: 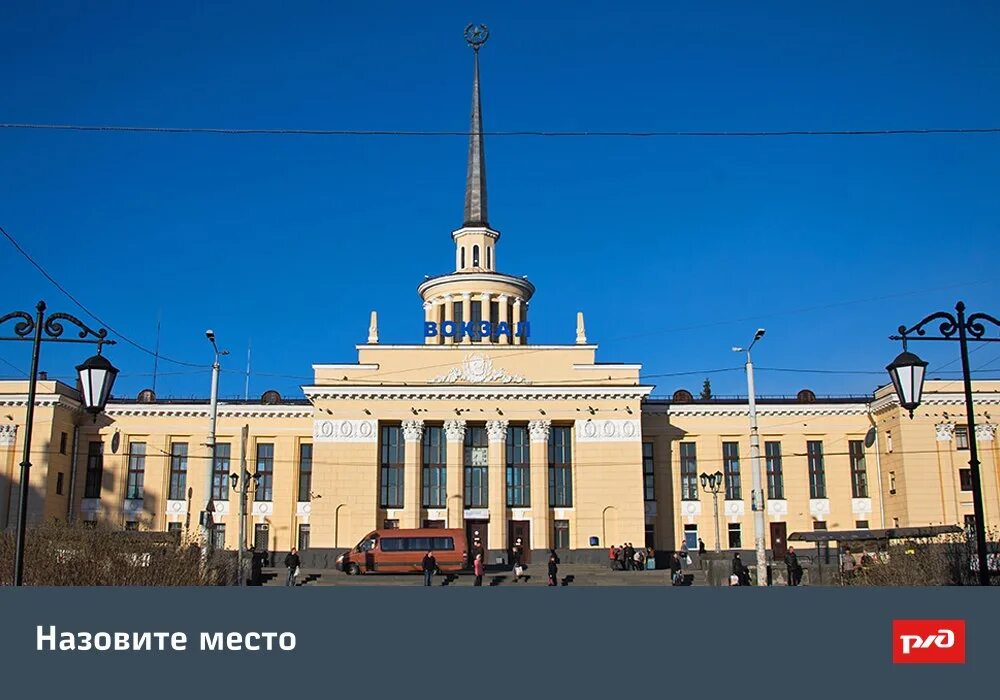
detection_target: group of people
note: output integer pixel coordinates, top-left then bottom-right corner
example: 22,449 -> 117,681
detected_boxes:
419,538 -> 561,587
608,543 -> 655,571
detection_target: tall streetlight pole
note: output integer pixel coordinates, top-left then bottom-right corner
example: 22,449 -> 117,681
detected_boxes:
699,471 -> 724,553
229,424 -> 257,587
202,330 -> 229,560
887,301 -> 999,586
0,301 -> 119,586
734,328 -> 767,586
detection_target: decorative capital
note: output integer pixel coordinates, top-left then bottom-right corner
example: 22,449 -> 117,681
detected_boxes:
0,424 -> 17,446
528,419 -> 551,442
935,422 -> 955,442
444,419 -> 467,443
486,419 -> 508,443
975,423 -> 996,442
402,420 -> 424,442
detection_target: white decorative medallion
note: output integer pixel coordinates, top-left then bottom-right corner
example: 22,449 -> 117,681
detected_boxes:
314,419 -> 377,443
80,498 -> 101,514
809,499 -> 831,520
212,500 -> 230,517
166,500 -> 187,515
724,500 -> 745,520
681,501 -> 702,520
253,501 -> 274,517
123,499 -> 144,515
767,500 -> 788,518
431,353 -> 528,384
576,419 -> 641,443
852,498 -> 873,515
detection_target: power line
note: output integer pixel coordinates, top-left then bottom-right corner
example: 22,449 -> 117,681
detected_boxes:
0,223 -> 208,369
2,123 -> 1000,138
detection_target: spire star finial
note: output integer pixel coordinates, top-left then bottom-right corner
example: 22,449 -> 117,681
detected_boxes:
464,23 -> 489,52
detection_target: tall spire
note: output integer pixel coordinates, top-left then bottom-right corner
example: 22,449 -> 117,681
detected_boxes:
463,24 -> 490,228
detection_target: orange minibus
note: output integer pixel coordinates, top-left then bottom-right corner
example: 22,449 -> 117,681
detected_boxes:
335,528 -> 468,575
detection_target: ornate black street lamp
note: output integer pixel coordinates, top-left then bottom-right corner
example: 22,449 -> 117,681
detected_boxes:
889,301 -> 1000,586
0,301 -> 118,586
230,466 -> 261,587
700,470 -> 724,553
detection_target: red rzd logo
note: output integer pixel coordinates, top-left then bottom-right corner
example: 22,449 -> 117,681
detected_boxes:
893,620 -> 965,664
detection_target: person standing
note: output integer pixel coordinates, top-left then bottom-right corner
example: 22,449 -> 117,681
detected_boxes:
698,537 -> 706,555
511,538 -> 525,583
732,552 -> 750,586
547,552 -> 559,586
785,547 -> 802,586
608,544 -> 617,570
473,553 -> 485,586
670,552 -> 683,585
422,551 -> 437,587
284,547 -> 301,587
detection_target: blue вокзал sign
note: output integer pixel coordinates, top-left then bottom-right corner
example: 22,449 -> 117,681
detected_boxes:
424,321 -> 529,339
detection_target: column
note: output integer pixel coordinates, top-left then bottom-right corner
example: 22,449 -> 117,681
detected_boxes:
461,292 -> 472,345
443,295 -> 454,346
496,294 -> 510,345
444,420 -> 466,528
486,419 -> 508,556
529,419 -> 551,551
401,420 -> 423,529
479,292 -> 491,344
423,302 -> 436,345
512,297 -> 523,346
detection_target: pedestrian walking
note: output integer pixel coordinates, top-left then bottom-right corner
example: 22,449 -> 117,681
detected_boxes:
422,550 -> 437,586
785,546 -> 802,586
473,553 -> 485,586
608,544 -> 617,570
732,552 -> 750,586
284,547 -> 301,587
670,552 -> 683,585
698,537 -> 706,555
547,552 -> 559,586
616,545 -> 626,572
511,538 -> 525,583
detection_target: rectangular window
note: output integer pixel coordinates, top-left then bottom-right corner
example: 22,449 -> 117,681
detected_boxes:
642,443 -> 655,501
765,441 -> 783,500
886,430 -> 893,453
959,468 -> 973,491
683,524 -> 698,551
955,425 -> 969,450
506,425 -> 531,507
813,520 -> 828,530
211,523 -> 226,550
452,302 -> 464,331
470,300 -> 482,343
383,519 -> 399,530
298,443 -> 313,502
167,522 -> 183,538
212,443 -> 231,502
807,440 -> 826,499
553,520 -> 570,549
168,442 -> 188,501
680,442 -> 698,500
254,443 -> 274,502
849,440 -> 868,498
548,426 -> 572,508
723,441 -> 741,500
855,520 -> 869,529
126,442 -> 146,500
298,524 -> 311,551
489,301 -> 500,339
380,425 -> 404,508
84,441 -> 103,498
125,521 -> 139,531
422,426 -> 447,508
889,471 -> 897,494
464,425 -> 489,508
56,472 -> 64,496
728,523 -> 742,549
59,432 -> 67,455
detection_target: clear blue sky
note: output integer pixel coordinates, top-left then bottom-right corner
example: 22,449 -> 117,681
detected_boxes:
1,1 -> 998,400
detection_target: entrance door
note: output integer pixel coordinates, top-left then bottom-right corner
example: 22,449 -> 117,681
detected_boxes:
770,522 -> 787,560
508,520 -> 531,564
466,520 -> 488,562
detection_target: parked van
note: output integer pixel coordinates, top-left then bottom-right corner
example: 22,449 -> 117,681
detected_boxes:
335,528 -> 468,575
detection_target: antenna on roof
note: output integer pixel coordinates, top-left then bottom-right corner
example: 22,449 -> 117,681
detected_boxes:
151,312 -> 161,394
244,339 -> 252,401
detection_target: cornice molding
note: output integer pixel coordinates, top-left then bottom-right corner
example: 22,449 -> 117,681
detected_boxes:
105,404 -> 313,419
644,402 -> 869,418
303,385 -> 653,401
871,390 -> 1000,415
0,393 -> 82,411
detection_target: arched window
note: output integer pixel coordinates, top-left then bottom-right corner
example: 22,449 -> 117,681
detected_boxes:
461,247 -> 466,269
486,246 -> 491,269
473,245 -> 480,267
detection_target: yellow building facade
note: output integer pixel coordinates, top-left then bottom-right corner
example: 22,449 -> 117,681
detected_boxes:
2,42 -> 998,566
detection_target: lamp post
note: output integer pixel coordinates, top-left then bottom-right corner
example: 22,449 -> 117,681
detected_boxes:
888,301 -> 1000,586
202,330 -> 229,562
0,301 -> 118,586
734,328 -> 768,586
700,471 -> 724,553
230,440 -> 259,588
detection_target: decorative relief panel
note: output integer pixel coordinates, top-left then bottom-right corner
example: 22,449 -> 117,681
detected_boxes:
212,500 -> 230,517
575,419 -> 641,443
0,424 -> 16,446
313,419 -> 377,443
123,499 -> 144,515
767,499 -> 788,517
166,500 -> 187,516
935,423 -> 955,442
253,501 -> 274,517
431,353 -> 528,384
681,501 -> 702,520
851,498 -> 873,515
80,498 -> 101,514
724,500 -> 745,520
809,498 -> 831,520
